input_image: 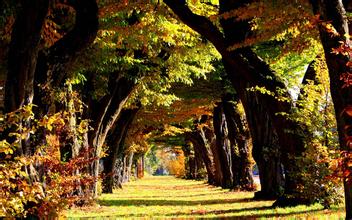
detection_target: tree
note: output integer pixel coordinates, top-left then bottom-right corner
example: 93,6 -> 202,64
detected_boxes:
213,102 -> 234,188
5,0 -> 48,114
222,95 -> 255,191
185,123 -> 216,184
310,1 -> 352,218
102,107 -> 140,193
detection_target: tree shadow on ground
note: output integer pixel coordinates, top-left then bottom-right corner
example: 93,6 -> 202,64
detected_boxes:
125,183 -> 208,190
163,206 -> 326,218
114,191 -> 232,199
98,197 -> 254,206
70,206 -> 331,219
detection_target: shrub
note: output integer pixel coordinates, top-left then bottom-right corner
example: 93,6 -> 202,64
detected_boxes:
0,106 -> 95,218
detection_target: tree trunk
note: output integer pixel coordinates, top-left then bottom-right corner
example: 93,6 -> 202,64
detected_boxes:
124,152 -> 134,182
5,0 -> 48,114
32,0 -> 98,118
310,1 -> 352,218
241,88 -> 285,199
219,1 -> 308,204
182,143 -> 191,178
203,126 -> 223,186
188,142 -> 197,179
102,107 -> 139,193
88,76 -> 136,196
136,155 -> 145,179
231,50 -> 308,206
4,0 -> 48,159
193,141 -> 205,179
213,103 -> 233,188
222,96 -> 255,191
114,157 -> 125,189
186,131 -> 215,184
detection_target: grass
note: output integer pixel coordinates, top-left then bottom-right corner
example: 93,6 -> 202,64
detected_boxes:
65,175 -> 345,219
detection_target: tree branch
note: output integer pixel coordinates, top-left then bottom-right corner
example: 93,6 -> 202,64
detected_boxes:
35,0 -> 99,88
163,0 -> 227,52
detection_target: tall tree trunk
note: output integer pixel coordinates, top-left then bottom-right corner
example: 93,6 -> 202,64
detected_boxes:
5,0 -> 48,114
222,96 -> 255,191
4,0 -> 49,160
102,107 -> 139,193
193,142 -> 205,179
232,49 -> 308,207
310,1 -> 352,218
203,126 -> 223,186
241,87 -> 285,199
213,103 -> 233,188
124,152 -> 134,182
3,2 -> 48,216
182,143 -> 191,178
186,131 -> 215,184
88,76 -> 136,197
189,144 -> 196,179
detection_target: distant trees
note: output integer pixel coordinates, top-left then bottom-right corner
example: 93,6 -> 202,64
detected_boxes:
185,96 -> 255,191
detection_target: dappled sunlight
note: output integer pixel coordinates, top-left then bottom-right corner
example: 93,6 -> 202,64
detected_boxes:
66,176 -> 344,219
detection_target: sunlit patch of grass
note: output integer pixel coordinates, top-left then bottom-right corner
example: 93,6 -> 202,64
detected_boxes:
65,176 -> 345,219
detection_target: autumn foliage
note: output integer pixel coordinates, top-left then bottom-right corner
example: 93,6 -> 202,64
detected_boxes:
0,106 -> 95,217
164,148 -> 186,177
2,0 -> 352,218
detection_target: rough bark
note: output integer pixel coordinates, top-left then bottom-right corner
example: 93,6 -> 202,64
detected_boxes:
186,131 -> 215,184
88,75 -> 136,196
164,0 -> 308,205
4,0 -> 49,159
310,1 -> 352,218
102,107 -> 139,193
240,85 -> 285,199
5,0 -> 48,113
207,128 -> 223,186
222,96 -> 255,191
213,103 -> 233,188
193,141 -> 205,179
199,122 -> 223,186
223,49 -> 308,206
65,83 -> 81,158
182,144 -> 191,178
183,142 -> 197,179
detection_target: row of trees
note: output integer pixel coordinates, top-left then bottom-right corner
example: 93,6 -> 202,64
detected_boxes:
0,0 -> 351,219
164,0 -> 351,218
0,0 -> 219,217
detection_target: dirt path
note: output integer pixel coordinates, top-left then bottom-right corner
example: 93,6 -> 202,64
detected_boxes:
66,175 -> 344,219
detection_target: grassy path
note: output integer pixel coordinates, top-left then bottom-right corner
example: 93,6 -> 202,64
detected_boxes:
66,176 -> 345,219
